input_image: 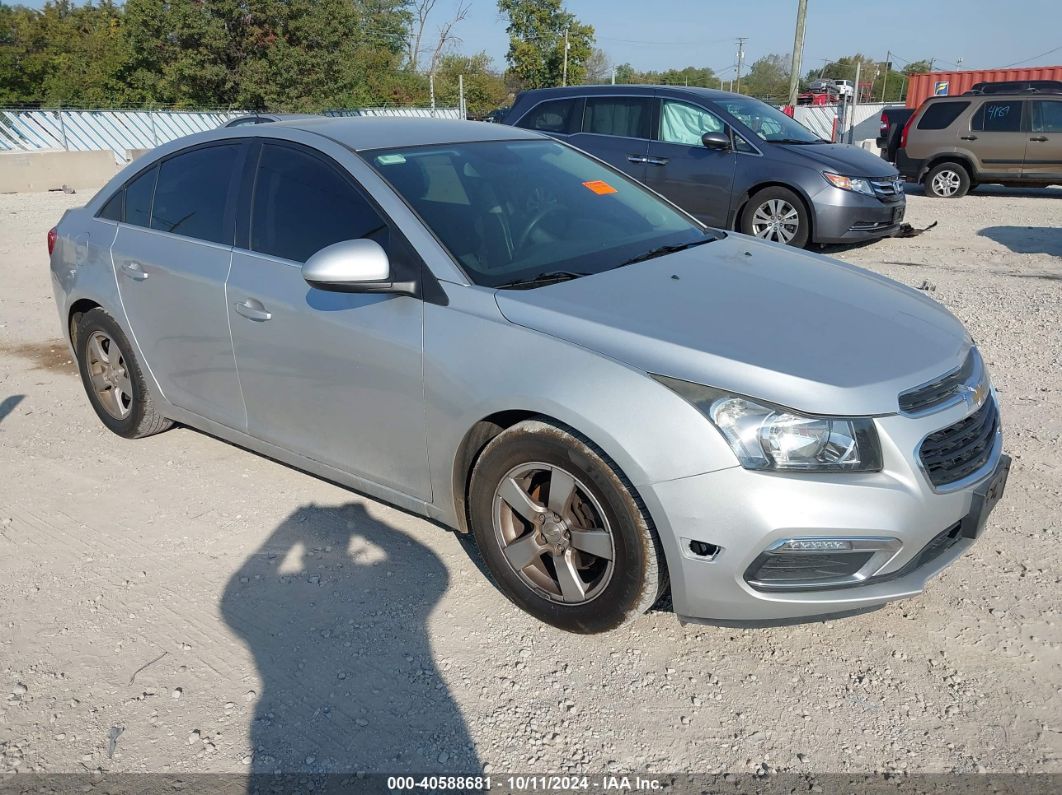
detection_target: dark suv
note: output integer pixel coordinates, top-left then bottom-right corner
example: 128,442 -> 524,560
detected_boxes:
502,85 -> 905,247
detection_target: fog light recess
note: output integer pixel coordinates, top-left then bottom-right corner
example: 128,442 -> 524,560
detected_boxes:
744,536 -> 901,591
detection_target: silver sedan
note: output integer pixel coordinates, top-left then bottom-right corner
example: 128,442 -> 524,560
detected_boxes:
48,117 -> 1008,632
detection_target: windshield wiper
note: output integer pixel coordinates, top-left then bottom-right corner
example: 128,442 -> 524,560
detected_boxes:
618,237 -> 716,267
495,270 -> 589,290
773,137 -> 823,145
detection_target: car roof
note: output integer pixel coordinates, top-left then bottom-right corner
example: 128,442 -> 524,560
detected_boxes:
924,93 -> 1048,101
512,84 -> 750,104
268,115 -> 541,150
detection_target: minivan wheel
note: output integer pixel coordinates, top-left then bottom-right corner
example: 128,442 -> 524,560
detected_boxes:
468,419 -> 666,633
925,162 -> 970,198
75,308 -> 172,438
741,186 -> 810,247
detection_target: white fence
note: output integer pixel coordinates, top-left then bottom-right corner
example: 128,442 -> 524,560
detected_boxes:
0,107 -> 463,164
794,102 -> 904,147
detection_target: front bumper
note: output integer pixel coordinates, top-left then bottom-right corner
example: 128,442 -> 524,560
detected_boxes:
641,400 -> 1007,625
811,187 -> 906,244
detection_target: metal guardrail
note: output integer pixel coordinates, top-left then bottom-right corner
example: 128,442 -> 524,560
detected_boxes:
0,107 -> 463,164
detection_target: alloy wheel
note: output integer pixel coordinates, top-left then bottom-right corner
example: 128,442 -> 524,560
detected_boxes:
86,331 -> 133,420
751,198 -> 800,243
931,169 -> 962,197
492,462 -> 615,605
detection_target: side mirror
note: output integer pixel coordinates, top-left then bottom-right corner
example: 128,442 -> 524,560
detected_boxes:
701,131 -> 732,151
302,239 -> 415,295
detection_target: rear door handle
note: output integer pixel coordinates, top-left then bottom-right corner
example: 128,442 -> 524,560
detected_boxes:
646,157 -> 669,166
120,261 -> 149,281
1029,136 -> 1048,142
626,154 -> 648,163
960,135 -> 978,141
233,298 -> 272,322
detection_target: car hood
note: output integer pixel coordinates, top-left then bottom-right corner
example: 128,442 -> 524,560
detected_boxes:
494,235 -> 971,416
779,142 -> 899,178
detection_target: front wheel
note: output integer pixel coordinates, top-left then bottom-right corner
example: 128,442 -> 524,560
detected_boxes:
740,186 -> 810,247
468,420 -> 666,633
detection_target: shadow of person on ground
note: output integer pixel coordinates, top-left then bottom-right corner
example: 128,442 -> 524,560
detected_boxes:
221,502 -> 480,775
978,226 -> 1062,257
0,395 -> 25,426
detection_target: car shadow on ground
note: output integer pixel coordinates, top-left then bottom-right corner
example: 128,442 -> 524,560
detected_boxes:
220,502 -> 480,775
903,182 -> 1062,199
978,226 -> 1062,257
0,395 -> 25,425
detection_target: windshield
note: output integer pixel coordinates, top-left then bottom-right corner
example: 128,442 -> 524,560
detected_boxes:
364,139 -> 713,288
717,97 -> 820,143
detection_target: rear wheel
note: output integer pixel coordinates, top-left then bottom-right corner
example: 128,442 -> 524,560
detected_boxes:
925,162 -> 970,198
468,420 -> 666,633
74,308 -> 172,439
740,186 -> 810,247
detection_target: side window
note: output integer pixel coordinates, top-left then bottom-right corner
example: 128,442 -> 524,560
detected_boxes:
916,101 -> 970,130
582,97 -> 652,139
1033,100 -> 1062,133
660,100 -> 725,145
151,145 -> 240,244
251,143 -> 387,264
972,100 -> 1024,132
516,98 -> 582,134
124,165 -> 158,228
98,189 -> 124,222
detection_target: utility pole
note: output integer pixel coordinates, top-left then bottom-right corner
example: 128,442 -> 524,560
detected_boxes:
880,50 -> 890,102
735,37 -> 747,93
458,74 -> 465,119
787,0 -> 808,108
611,65 -> 616,85
562,27 -> 570,87
429,72 -> 436,116
928,57 -> 935,72
849,59 -> 861,143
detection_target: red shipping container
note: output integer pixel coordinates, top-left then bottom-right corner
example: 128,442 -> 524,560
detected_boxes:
905,66 -> 1062,108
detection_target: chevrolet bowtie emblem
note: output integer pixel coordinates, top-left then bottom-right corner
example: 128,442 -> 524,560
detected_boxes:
959,380 -> 989,411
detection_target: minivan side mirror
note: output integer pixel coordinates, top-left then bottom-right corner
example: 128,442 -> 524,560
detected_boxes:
701,131 -> 732,151
302,239 -> 415,295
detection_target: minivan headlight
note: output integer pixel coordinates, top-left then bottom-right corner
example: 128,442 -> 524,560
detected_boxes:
823,171 -> 875,197
653,376 -> 882,473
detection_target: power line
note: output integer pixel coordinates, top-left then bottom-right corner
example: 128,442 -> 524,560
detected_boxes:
1001,43 -> 1062,68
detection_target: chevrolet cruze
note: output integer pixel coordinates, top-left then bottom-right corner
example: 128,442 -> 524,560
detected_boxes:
48,118 -> 1008,633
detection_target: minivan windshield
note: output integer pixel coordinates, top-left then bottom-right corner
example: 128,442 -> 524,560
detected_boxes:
364,139 -> 715,288
717,97 -> 821,143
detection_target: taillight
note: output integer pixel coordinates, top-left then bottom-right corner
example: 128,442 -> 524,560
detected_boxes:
47,227 -> 57,256
880,111 -> 889,135
899,111 -> 917,149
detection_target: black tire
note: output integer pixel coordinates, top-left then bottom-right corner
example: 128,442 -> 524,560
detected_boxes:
468,419 -> 666,634
925,162 -> 970,198
740,186 -> 811,248
74,308 -> 172,439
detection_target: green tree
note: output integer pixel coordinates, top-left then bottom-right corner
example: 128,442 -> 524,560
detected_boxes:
613,62 -> 637,84
433,51 -> 508,117
497,0 -> 594,89
741,54 -> 789,100
903,59 -> 932,76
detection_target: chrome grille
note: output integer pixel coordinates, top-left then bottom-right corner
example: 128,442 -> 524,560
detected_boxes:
899,350 -> 981,415
919,399 -> 999,487
870,176 -> 905,201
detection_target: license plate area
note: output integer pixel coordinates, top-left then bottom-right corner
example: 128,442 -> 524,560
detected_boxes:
961,454 -> 1010,539
892,204 -> 906,224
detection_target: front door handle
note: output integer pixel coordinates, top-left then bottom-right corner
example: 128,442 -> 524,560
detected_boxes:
960,135 -> 978,141
646,157 -> 669,166
627,154 -> 648,163
233,298 -> 272,322
120,261 -> 149,281
1029,136 -> 1048,142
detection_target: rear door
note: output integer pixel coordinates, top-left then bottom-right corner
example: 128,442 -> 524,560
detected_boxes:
226,141 -> 430,499
1026,99 -> 1062,182
567,96 -> 652,182
644,98 -> 736,226
111,142 -> 246,428
968,98 -> 1027,179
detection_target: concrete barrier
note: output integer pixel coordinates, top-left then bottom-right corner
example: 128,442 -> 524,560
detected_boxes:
0,150 -> 121,193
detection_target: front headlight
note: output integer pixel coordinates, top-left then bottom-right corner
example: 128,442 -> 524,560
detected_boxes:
653,376 -> 882,473
823,171 -> 876,197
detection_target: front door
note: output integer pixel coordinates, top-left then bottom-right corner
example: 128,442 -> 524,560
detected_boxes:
1025,99 -> 1062,182
112,142 -> 246,428
968,98 -> 1028,179
567,96 -> 652,182
644,99 -> 737,227
226,141 -> 430,500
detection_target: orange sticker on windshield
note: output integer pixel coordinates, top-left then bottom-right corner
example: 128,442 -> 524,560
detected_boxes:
582,179 -> 617,195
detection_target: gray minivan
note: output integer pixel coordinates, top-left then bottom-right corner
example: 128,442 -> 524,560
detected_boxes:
503,86 -> 905,247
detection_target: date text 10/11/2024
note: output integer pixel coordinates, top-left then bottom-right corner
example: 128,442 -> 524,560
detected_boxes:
386,775 -> 664,792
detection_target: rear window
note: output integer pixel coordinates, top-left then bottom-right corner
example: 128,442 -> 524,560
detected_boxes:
582,97 -> 652,139
150,144 -> 240,244
972,100 -> 1024,132
916,101 -> 969,130
515,98 -> 582,134
124,165 -> 158,228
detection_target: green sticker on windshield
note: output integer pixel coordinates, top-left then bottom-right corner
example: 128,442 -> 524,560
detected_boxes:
375,154 -> 407,165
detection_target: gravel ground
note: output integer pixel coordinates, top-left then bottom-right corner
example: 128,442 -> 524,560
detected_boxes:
0,186 -> 1060,777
